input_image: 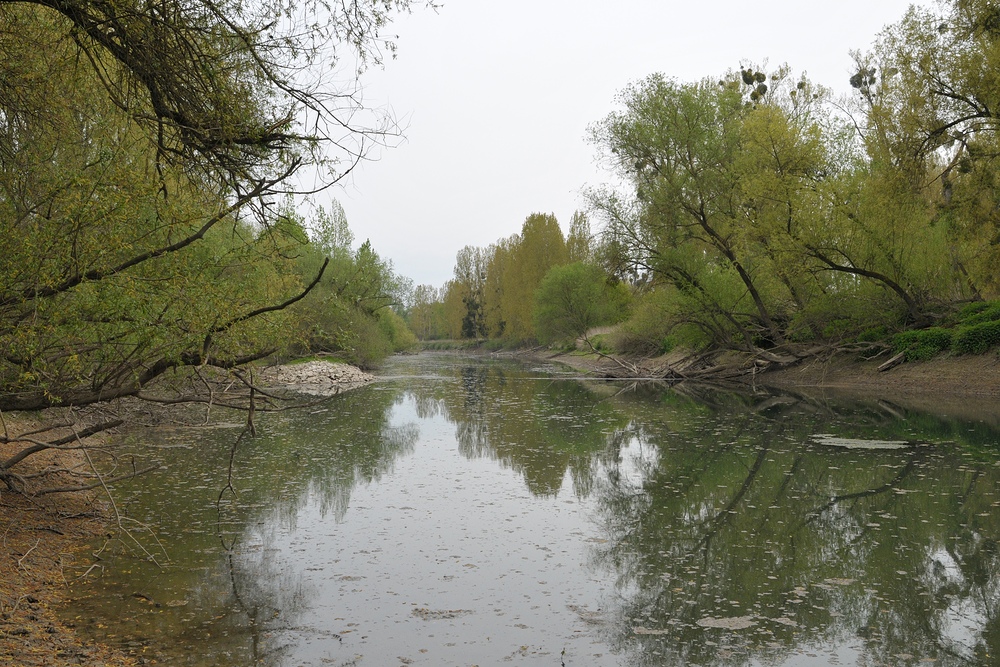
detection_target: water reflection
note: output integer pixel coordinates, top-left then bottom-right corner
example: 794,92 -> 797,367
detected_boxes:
66,383 -> 417,664
62,354 -> 999,667
402,357 -> 628,497
587,385 -> 999,666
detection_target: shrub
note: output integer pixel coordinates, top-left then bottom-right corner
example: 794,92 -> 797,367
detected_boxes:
892,327 -> 953,361
958,302 -> 1000,327
378,309 -> 419,353
856,325 -> 889,343
341,313 -> 393,369
609,288 -> 692,356
532,263 -> 630,345
952,320 -> 1000,355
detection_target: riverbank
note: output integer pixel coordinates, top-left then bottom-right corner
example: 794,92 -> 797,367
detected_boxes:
542,347 -> 1000,399
0,431 -> 140,667
0,360 -> 372,666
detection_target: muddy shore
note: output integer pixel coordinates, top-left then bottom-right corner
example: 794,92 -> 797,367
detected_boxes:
541,348 -> 1000,421
0,360 -> 373,667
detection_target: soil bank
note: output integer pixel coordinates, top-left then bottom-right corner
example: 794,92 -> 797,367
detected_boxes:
542,349 -> 1000,419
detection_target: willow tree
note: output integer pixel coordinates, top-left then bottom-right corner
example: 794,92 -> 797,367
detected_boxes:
857,0 -> 1000,300
588,73 -> 803,350
0,0 -> 419,491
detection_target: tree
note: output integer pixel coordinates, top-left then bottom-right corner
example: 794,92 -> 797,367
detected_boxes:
0,0 -> 418,186
442,280 -> 467,340
566,211 -> 594,263
855,0 -> 1000,301
0,0 -> 419,491
286,198 -> 416,366
482,237 -> 516,338
308,200 -> 355,260
446,246 -> 487,339
408,284 -> 447,340
533,263 -> 629,344
495,213 -> 568,342
588,73 -> 794,350
0,0 -> 420,401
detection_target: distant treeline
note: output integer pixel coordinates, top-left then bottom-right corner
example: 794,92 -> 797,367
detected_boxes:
407,0 -> 1000,360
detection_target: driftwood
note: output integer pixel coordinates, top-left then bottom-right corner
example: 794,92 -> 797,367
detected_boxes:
877,352 -> 906,372
579,340 -> 895,385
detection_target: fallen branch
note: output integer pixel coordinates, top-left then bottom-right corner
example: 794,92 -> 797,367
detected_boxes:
580,336 -> 692,381
32,463 -> 161,496
1,419 -> 124,471
16,538 -> 40,572
878,352 -> 906,372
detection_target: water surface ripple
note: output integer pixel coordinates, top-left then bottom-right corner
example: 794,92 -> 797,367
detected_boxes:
64,353 -> 1000,666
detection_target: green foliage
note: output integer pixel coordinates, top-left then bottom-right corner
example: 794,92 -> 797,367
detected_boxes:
378,309 -> 419,353
857,326 -> 890,343
407,285 -> 449,340
587,70 -> 844,349
0,1 -> 417,411
952,321 -> 1000,355
532,263 -> 629,345
957,302 -> 1000,327
884,300 -> 1000,361
892,328 -> 954,361
443,214 -> 570,344
609,288 -> 704,356
285,204 -> 416,368
335,313 -> 393,370
581,2 -> 1000,353
787,290 -> 905,344
494,213 -> 569,342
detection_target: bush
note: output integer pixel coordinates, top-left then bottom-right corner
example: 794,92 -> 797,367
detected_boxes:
787,291 -> 903,344
892,327 -> 953,361
957,301 -> 1000,327
608,292 -> 669,355
378,309 -> 419,353
856,325 -> 890,343
341,313 -> 393,369
532,263 -> 630,345
952,320 -> 1000,355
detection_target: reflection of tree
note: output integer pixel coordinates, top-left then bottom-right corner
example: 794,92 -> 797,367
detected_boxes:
76,381 -> 415,665
243,385 -> 418,524
412,359 -> 629,497
589,386 -> 1000,667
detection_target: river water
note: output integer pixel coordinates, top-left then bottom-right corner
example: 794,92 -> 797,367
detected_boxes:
63,353 -> 1000,666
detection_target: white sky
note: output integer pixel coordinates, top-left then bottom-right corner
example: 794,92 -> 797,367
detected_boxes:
330,0 -> 922,289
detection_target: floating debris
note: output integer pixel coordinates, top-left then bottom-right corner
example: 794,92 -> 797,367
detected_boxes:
567,604 -> 604,626
411,607 -> 474,620
695,616 -> 757,630
811,434 -> 910,450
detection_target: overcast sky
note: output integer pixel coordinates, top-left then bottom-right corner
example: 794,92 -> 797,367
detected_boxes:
330,0 -> 922,289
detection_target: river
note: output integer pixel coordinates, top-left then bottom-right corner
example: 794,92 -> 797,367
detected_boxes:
62,352 -> 1000,666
